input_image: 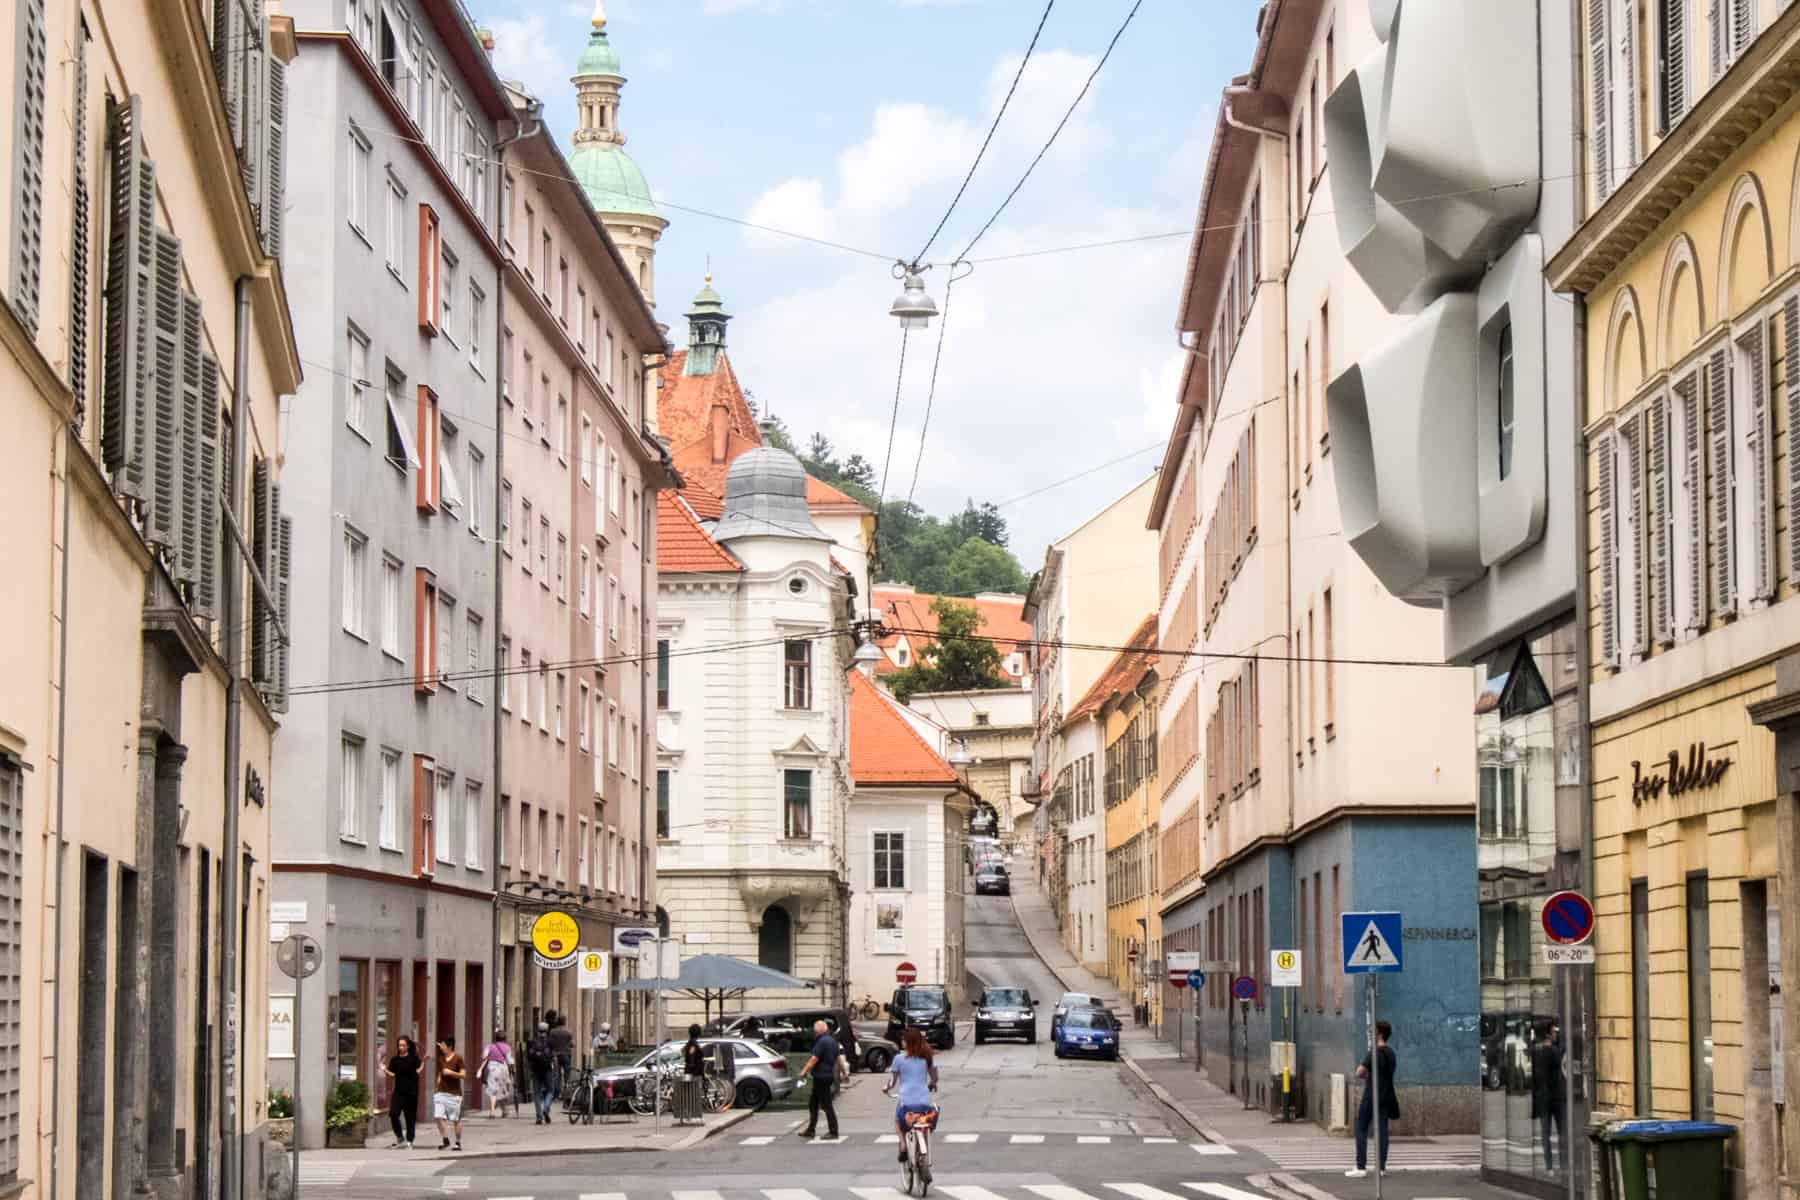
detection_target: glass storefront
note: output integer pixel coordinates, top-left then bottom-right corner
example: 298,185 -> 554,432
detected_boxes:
1475,620 -> 1587,1190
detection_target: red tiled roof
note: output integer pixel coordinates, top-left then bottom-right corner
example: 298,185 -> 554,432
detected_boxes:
849,670 -> 961,788
1062,615 -> 1159,728
656,491 -> 741,573
874,588 -> 1032,681
806,476 -> 869,512
681,477 -> 725,520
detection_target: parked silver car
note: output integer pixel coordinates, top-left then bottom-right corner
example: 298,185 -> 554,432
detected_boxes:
587,1037 -> 795,1110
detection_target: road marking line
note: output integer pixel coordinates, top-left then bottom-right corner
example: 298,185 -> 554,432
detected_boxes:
741,1136 -> 775,1145
1104,1184 -> 1190,1200
876,1134 -> 900,1144
1143,1136 -> 1178,1144
1010,1134 -> 1045,1143
762,1190 -> 820,1200
1024,1186 -> 1105,1200
673,1190 -> 725,1200
1184,1184 -> 1277,1200
851,1188 -> 914,1200
937,1187 -> 1010,1200
578,1193 -> 626,1200
1077,1135 -> 1111,1144
945,1133 -> 979,1143
1190,1143 -> 1238,1155
1267,1177 -> 1337,1200
1244,1175 -> 1307,1200
489,1195 -> 534,1200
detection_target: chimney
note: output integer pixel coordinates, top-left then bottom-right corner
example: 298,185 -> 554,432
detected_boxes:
709,402 -> 729,464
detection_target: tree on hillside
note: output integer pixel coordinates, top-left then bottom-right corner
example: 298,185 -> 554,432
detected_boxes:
884,596 -> 1010,703
941,536 -> 1029,597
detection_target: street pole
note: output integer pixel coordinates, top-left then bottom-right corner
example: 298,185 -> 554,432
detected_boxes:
291,974 -> 302,1200
1240,1001 -> 1250,1110
1282,988 -> 1292,1121
1369,975 -> 1382,1200
1194,984 -> 1202,1074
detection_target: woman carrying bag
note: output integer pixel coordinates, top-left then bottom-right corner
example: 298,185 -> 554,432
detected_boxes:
480,1029 -> 516,1118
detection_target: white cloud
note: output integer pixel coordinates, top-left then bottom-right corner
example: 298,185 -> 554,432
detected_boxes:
486,14 -> 568,103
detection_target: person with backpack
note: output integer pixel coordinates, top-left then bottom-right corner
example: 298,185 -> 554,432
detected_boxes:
526,1021 -> 557,1124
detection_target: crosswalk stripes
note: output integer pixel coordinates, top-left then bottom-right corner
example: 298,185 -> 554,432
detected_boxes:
1240,1139 -> 1480,1172
1143,1137 -> 1177,1144
1076,1136 -> 1110,1144
1010,1134 -> 1044,1144
945,1133 -> 979,1143
936,1186 -> 1011,1200
1103,1182 -> 1188,1200
296,1161 -> 358,1187
1190,1145 -> 1237,1156
850,1188 -> 912,1200
747,1134 -> 1220,1149
440,1175 -> 472,1193
1183,1184 -> 1279,1200
876,1135 -> 900,1144
576,1193 -> 627,1200
403,1180 -> 1383,1200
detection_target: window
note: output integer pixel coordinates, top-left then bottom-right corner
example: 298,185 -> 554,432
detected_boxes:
384,175 -> 405,274
378,748 -> 401,850
378,555 -> 402,658
499,481 -> 512,555
608,453 -> 621,515
605,329 -> 616,389
346,325 -> 371,434
1631,877 -> 1652,1112
498,637 -> 511,712
499,795 -> 512,867
520,349 -> 535,426
1331,865 -> 1342,1010
577,287 -> 589,351
437,592 -> 455,691
438,422 -> 464,518
1497,322 -> 1515,479
1654,0 -> 1690,135
1322,586 -> 1334,734
1687,872 -> 1714,1119
538,515 -> 550,583
783,769 -> 812,839
578,682 -> 591,751
537,665 -> 549,733
434,769 -> 453,864
580,416 -> 593,484
518,649 -> 532,722
556,395 -> 569,461
417,205 -> 441,333
467,447 -> 485,537
440,246 -> 457,337
519,499 -> 532,572
578,817 -> 589,884
519,801 -> 532,870
554,814 -> 565,881
540,232 -> 552,295
537,810 -> 548,876
608,702 -> 619,765
463,781 -> 481,870
339,736 -> 364,840
555,673 -> 566,741
558,258 -> 570,322
415,386 -> 440,512
656,640 -> 671,709
597,439 -> 612,524
579,548 -> 591,615
556,534 -> 568,603
657,770 -> 671,838
784,640 -> 812,709
384,368 -> 417,469
469,283 -> 484,371
342,527 -> 367,637
873,831 -> 905,889
465,612 -> 482,703
608,577 -> 619,642
413,570 -> 437,693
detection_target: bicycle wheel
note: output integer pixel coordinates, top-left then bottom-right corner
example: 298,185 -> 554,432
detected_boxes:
628,1080 -> 657,1115
701,1074 -> 731,1113
566,1083 -> 589,1123
901,1139 -> 916,1196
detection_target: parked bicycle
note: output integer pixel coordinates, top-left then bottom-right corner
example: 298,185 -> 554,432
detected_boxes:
854,994 -> 885,1021
563,1065 -> 602,1124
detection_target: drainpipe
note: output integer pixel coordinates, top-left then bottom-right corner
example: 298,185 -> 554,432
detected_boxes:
48,422 -> 74,1200
1570,296 -> 1594,1200
219,274 -> 252,1200
1222,86 -> 1288,144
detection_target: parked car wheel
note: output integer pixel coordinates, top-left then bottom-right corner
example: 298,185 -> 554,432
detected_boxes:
1054,1045 -> 1065,1059
863,1046 -> 892,1072
974,1031 -> 985,1045
735,1078 -> 771,1110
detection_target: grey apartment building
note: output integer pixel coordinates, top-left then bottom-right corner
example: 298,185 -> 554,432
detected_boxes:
269,0 -> 509,1148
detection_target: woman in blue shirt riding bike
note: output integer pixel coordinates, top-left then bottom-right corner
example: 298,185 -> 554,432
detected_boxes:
884,1029 -> 939,1161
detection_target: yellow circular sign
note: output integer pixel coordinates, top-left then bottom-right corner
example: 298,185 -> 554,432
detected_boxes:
531,910 -> 581,965
581,952 -> 604,973
1276,951 -> 1297,970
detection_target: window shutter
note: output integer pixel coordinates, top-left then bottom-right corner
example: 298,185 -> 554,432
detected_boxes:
196,351 -> 222,619
211,0 -> 242,144
145,230 -> 186,550
1677,374 -> 1708,630
271,514 -> 292,711
1596,429 -> 1619,666
1623,413 -> 1648,656
1784,296 -> 1800,581
67,24 -> 91,415
1590,0 -> 1613,202
250,456 -> 275,686
1704,346 -> 1735,615
10,0 -> 48,333
1655,0 -> 1687,133
102,98 -> 156,498
1709,0 -> 1725,78
1619,0 -> 1639,177
1731,0 -> 1754,56
1647,392 -> 1673,643
261,52 -> 285,260
1742,322 -> 1775,601
237,18 -> 260,209
176,291 -> 204,586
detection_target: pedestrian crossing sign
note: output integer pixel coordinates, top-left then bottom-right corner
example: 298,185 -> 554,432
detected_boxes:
1341,911 -> 1404,974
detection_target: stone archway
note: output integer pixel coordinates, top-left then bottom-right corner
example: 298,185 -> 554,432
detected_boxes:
758,904 -> 793,974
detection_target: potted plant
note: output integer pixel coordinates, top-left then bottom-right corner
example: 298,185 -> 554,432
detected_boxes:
267,1090 -> 295,1147
323,1081 -> 372,1148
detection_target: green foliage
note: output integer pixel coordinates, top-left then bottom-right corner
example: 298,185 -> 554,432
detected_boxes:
885,596 -> 1010,703
325,1080 -> 372,1129
267,1089 -> 294,1119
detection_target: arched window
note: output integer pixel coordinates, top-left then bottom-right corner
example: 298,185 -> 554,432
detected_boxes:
655,906 -> 670,939
758,905 -> 792,973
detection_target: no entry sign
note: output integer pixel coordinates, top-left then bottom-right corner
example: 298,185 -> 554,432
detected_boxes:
1168,966 -> 1189,988
1541,891 -> 1595,946
896,961 -> 918,984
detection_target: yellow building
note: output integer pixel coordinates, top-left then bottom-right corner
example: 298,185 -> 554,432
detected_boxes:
1065,618 -> 1163,1023
1549,3 -> 1800,1193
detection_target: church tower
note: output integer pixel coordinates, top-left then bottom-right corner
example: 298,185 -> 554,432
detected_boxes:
682,275 -> 731,377
568,1 -> 668,306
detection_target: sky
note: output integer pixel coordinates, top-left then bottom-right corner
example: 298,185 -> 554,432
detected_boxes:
473,0 -> 1262,571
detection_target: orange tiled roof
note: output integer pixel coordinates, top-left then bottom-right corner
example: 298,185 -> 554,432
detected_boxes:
1062,615 -> 1159,728
874,587 -> 1032,681
849,670 -> 961,788
656,491 -> 741,573
681,477 -> 725,520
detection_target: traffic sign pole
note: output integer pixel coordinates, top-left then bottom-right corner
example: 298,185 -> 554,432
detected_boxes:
1369,974 -> 1382,1200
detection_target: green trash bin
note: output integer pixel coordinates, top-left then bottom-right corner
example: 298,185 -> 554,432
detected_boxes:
1590,1119 -> 1735,1200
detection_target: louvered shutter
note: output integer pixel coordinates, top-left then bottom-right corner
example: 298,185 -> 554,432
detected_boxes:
146,230 -> 184,549
102,99 -> 156,498
1590,0 -> 1613,202
239,34 -> 260,209
196,352 -> 222,619
1619,0 -> 1639,177
1648,393 -> 1673,643
1624,412 -> 1649,656
250,457 -> 274,686
176,292 -> 203,585
261,52 -> 286,261
1784,296 -> 1800,581
67,26 -> 91,413
1678,375 -> 1708,630
1705,346 -> 1735,615
1742,321 -> 1776,600
1655,0 -> 1687,133
1709,0 -> 1724,77
211,0 -> 242,146
1596,430 -> 1619,666
1731,0 -> 1755,55
270,514 -> 292,712
10,0 -> 48,333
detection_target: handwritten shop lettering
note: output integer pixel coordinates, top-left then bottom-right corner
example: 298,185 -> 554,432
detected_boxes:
1631,742 -> 1730,806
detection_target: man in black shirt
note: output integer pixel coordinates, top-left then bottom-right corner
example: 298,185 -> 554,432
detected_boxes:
1347,1021 -> 1398,1179
797,1020 -> 845,1139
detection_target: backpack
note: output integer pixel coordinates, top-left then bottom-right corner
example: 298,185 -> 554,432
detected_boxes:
527,1034 -> 554,1073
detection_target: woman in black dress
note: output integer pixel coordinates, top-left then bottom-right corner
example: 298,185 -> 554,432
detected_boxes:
383,1036 -> 423,1148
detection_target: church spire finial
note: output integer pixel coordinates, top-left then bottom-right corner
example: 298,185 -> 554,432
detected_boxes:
591,0 -> 607,29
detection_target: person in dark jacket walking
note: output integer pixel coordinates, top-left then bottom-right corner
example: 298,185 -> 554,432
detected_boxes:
1347,1021 -> 1399,1179
797,1020 -> 848,1139
526,1022 -> 557,1124
383,1036 -> 422,1148
1531,1021 -> 1566,1171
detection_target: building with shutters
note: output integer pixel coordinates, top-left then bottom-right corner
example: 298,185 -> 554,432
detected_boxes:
1145,0 -> 1478,1133
1547,3 -> 1800,1194
0,0 -> 299,1197
267,0 -> 510,1149
489,7 -> 673,1059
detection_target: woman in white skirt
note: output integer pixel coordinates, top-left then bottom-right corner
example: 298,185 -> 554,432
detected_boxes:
479,1029 -> 516,1118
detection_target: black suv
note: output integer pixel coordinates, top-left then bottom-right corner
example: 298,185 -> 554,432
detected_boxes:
973,986 -> 1037,1044
885,984 -> 955,1050
974,862 -> 1010,895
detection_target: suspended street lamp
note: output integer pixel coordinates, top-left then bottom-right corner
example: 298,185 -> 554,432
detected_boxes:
889,268 -> 939,330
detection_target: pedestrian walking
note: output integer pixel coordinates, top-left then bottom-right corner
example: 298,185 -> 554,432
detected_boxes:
796,1019 -> 847,1139
1346,1021 -> 1398,1179
1531,1021 -> 1566,1171
526,1021 -> 557,1124
548,1010 -> 575,1077
383,1036 -> 422,1148
433,1035 -> 466,1152
480,1029 -> 516,1119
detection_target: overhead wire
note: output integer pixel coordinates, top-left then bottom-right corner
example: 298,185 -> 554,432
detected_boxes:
903,263 -> 964,509
882,624 -> 1465,672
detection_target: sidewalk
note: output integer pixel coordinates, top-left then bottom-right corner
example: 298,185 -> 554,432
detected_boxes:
300,1104 -> 753,1163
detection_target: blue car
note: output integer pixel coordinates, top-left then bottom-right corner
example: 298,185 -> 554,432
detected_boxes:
1052,1008 -> 1119,1060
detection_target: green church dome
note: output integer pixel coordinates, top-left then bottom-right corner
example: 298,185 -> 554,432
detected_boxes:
570,143 -> 660,220
575,27 -> 621,78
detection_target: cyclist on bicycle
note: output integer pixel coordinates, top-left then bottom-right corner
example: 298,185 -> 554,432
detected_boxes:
883,1029 -> 939,1161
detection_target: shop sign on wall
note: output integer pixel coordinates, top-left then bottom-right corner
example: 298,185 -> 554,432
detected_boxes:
1630,742 -> 1731,805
